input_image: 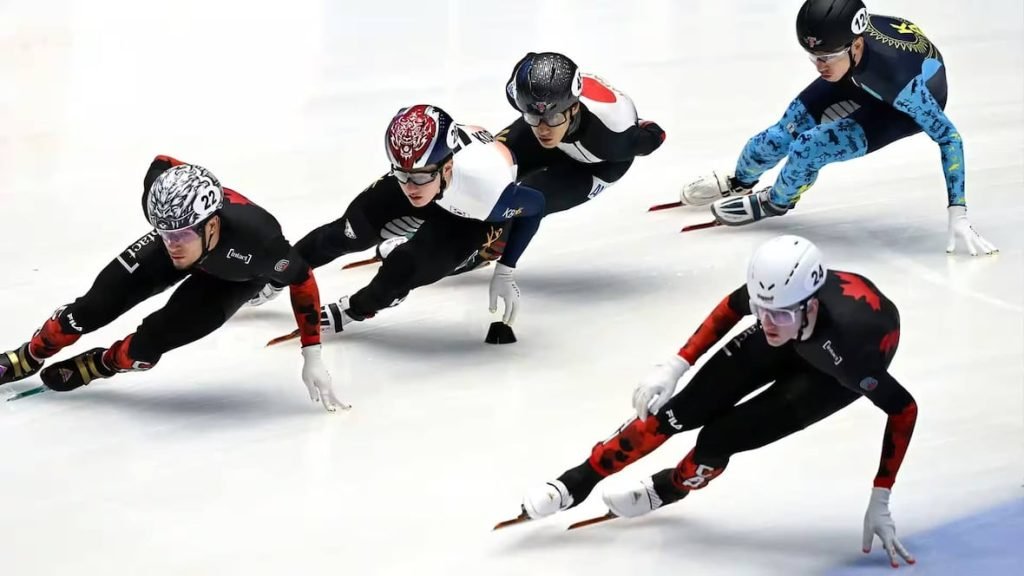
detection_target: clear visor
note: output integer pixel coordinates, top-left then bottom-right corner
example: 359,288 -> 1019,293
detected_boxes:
392,167 -> 440,185
157,224 -> 202,247
522,110 -> 570,127
807,46 -> 850,64
750,300 -> 803,326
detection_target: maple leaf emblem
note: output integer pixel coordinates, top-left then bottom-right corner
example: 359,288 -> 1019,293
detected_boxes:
224,188 -> 251,206
879,329 -> 900,355
835,272 -> 881,311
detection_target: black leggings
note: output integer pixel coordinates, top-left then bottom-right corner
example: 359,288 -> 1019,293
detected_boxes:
294,175 -> 427,269
567,324 -> 861,502
346,211 -> 509,318
663,325 -> 861,462
50,231 -> 261,364
500,118 -> 632,215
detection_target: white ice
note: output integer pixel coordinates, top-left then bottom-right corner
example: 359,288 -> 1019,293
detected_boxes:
1,1 -> 1021,575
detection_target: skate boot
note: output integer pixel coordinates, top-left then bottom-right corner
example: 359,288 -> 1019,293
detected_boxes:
522,460 -> 605,519
522,480 -> 572,519
39,347 -> 116,392
602,468 -> 689,519
0,343 -> 44,386
680,171 -> 755,206
711,186 -> 791,226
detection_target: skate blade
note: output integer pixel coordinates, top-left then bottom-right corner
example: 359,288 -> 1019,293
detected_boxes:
680,219 -> 721,233
265,329 -> 301,347
492,510 -> 532,531
567,511 -> 618,530
5,385 -> 48,402
648,201 -> 683,212
341,256 -> 381,270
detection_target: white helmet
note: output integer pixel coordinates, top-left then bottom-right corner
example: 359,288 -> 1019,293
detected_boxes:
146,164 -> 223,231
747,235 -> 827,309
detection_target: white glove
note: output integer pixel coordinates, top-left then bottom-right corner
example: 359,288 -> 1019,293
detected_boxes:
862,487 -> 915,568
632,355 -> 690,421
488,262 -> 520,325
248,283 -> 284,307
947,205 -> 997,256
300,345 -> 349,412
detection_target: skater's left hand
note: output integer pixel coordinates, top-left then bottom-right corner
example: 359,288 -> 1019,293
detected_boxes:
301,345 -> 349,412
489,263 -> 520,325
862,487 -> 915,568
947,205 -> 997,256
637,120 -> 666,153
248,283 -> 284,307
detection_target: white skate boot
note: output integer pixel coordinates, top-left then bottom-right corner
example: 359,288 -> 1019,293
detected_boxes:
522,480 -> 573,519
602,477 -> 664,518
711,187 -> 790,227
680,171 -> 754,206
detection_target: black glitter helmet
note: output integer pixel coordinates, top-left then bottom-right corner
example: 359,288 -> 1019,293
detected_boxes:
505,52 -> 582,124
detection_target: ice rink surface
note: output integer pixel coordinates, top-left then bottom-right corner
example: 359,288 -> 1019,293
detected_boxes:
1,1 -> 1021,574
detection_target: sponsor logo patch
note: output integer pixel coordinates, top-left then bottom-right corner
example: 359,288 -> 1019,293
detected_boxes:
227,249 -> 253,265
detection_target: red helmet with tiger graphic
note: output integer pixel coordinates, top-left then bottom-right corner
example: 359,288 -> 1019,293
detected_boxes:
385,104 -> 458,171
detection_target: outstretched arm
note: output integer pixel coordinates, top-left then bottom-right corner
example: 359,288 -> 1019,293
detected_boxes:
677,285 -> 751,364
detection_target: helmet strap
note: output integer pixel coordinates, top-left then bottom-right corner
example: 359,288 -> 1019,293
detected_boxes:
841,41 -> 860,80
796,303 -> 809,341
435,154 -> 454,200
796,296 -> 818,341
565,105 -> 583,138
197,216 -> 217,261
200,225 -> 211,256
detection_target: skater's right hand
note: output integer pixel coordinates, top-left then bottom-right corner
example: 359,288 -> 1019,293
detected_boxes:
300,344 -> 350,412
946,205 -> 997,256
489,263 -> 520,325
632,355 -> 690,421
862,487 -> 915,568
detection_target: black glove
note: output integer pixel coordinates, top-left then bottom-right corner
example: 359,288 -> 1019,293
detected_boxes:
636,120 -> 666,155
